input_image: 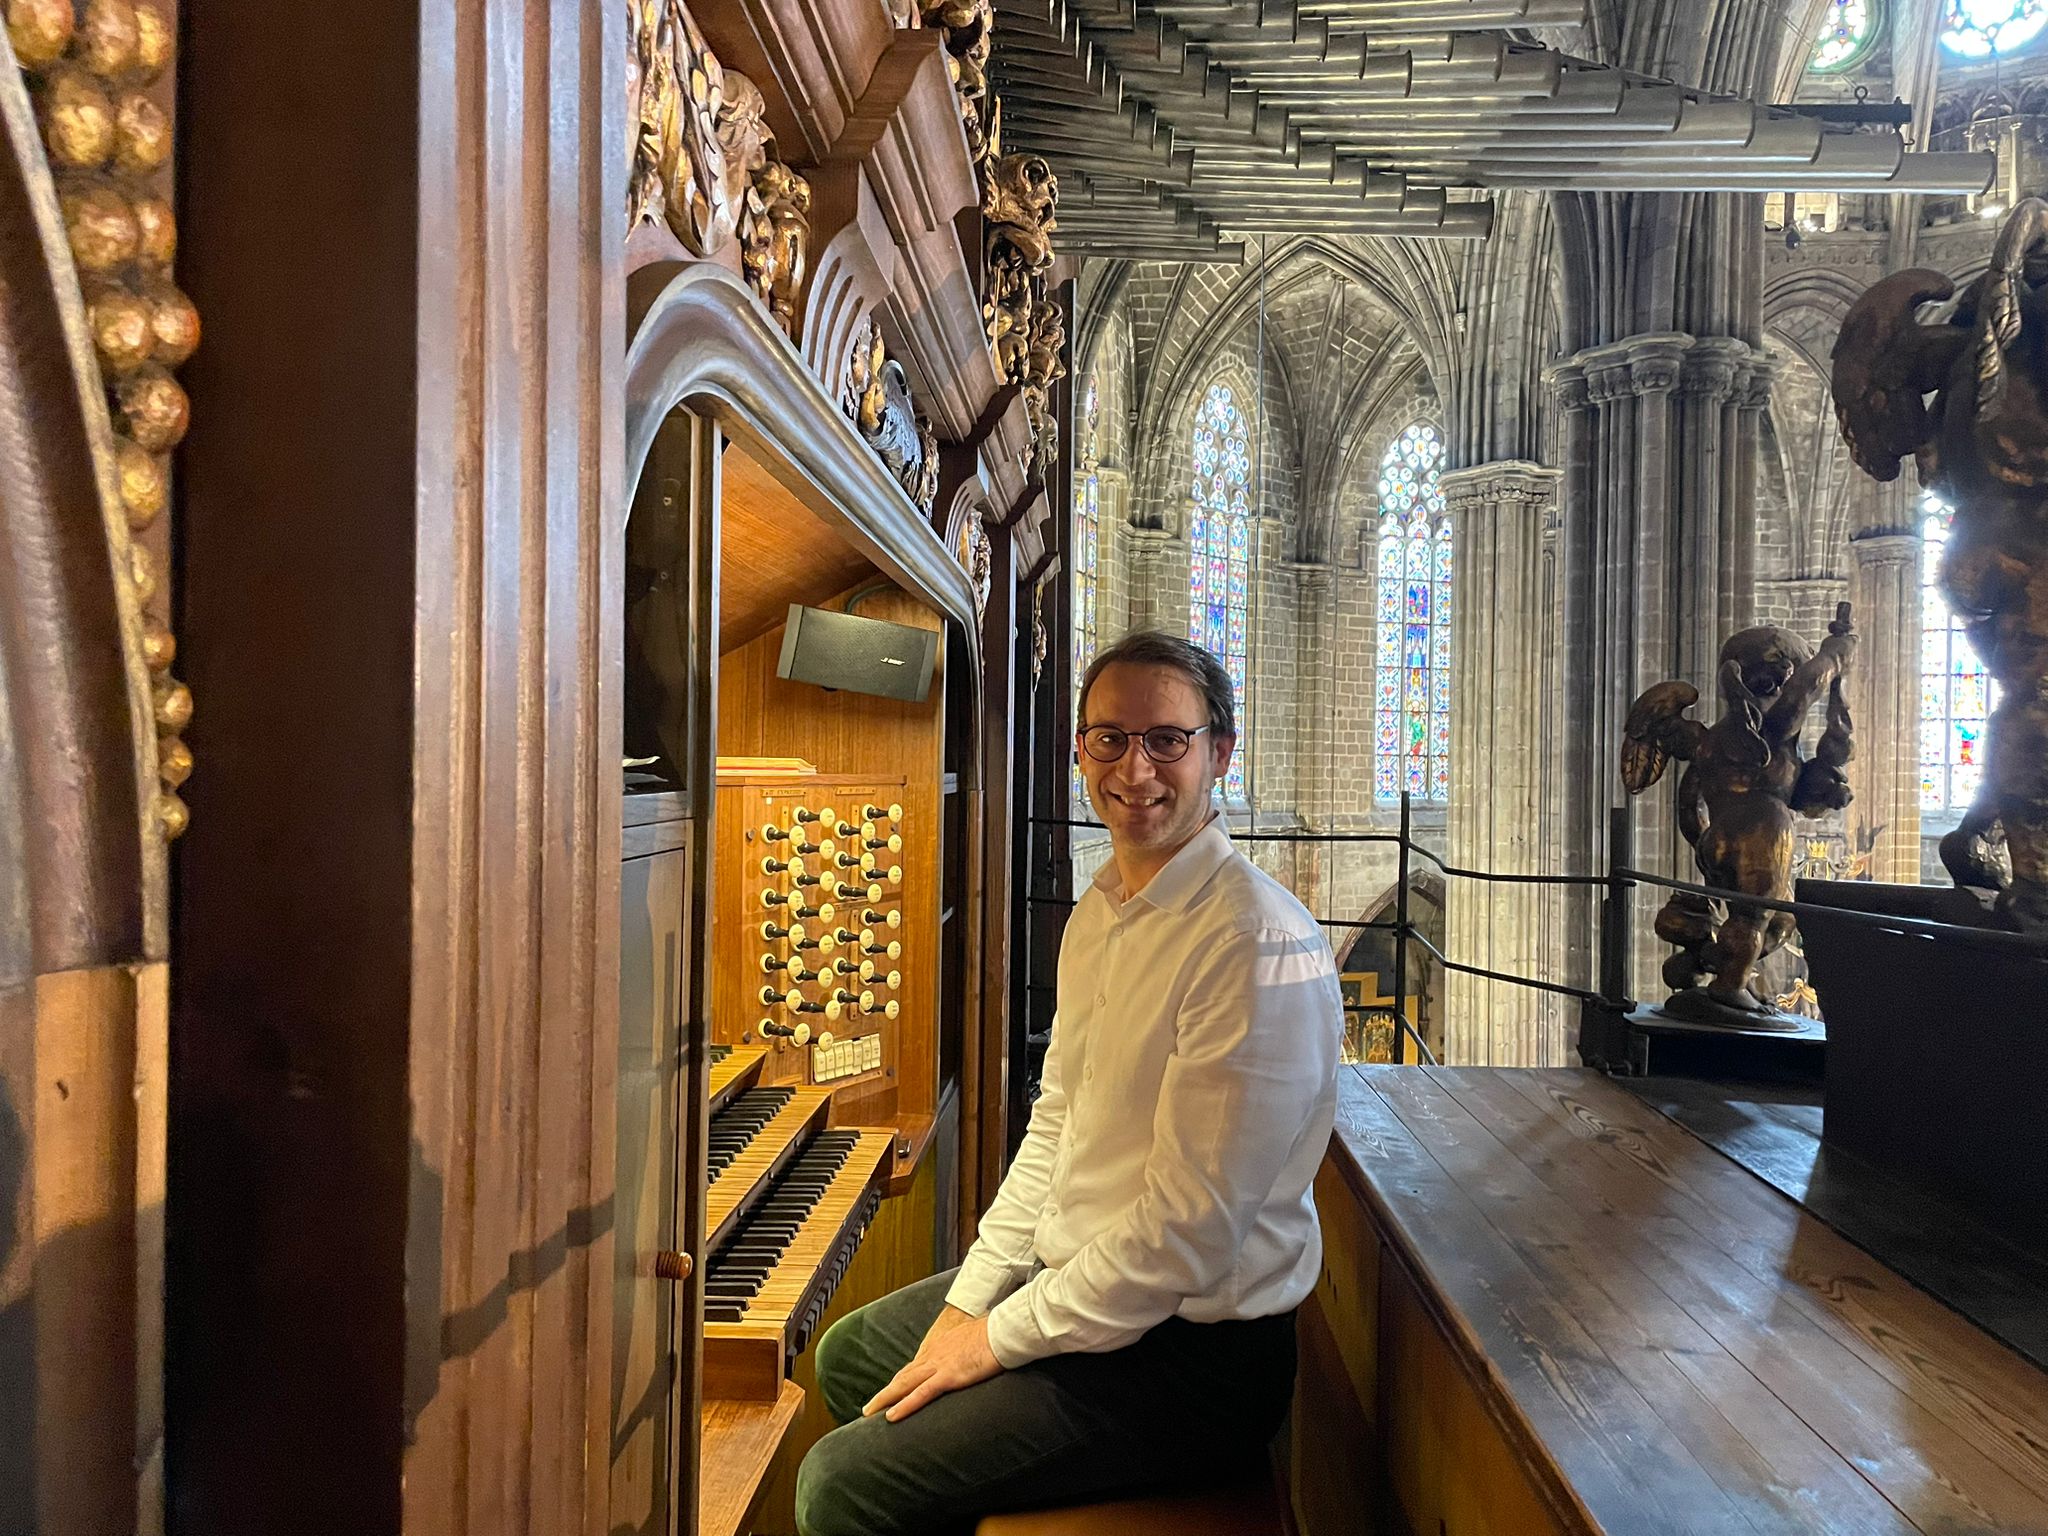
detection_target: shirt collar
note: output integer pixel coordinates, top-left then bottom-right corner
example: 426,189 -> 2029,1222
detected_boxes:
1091,812 -> 1235,915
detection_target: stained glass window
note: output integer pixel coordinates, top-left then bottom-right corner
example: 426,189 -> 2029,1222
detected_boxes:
1073,379 -> 1102,813
1373,423 -> 1450,805
1941,0 -> 2048,58
1921,496 -> 2000,812
1811,0 -> 1876,71
1187,382 -> 1252,801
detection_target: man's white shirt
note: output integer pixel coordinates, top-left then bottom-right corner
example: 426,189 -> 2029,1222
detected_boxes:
945,814 -> 1344,1367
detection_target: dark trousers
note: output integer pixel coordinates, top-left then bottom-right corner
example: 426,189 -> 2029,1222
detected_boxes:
793,1267 -> 1297,1536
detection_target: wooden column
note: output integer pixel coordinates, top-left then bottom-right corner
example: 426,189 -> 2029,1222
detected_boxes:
169,5 -> 625,1532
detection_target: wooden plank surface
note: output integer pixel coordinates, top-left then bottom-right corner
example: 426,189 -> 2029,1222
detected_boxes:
1331,1066 -> 2048,1536
699,1379 -> 806,1536
1627,1075 -> 2048,1372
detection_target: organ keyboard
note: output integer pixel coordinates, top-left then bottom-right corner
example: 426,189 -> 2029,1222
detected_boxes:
706,1085 -> 833,1250
702,1127 -> 894,1400
707,1043 -> 766,1116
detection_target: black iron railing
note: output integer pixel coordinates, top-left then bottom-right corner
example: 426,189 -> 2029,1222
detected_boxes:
1024,795 -> 2048,1074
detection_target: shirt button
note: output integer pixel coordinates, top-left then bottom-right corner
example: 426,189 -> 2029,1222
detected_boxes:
1085,1066 -> 1096,1082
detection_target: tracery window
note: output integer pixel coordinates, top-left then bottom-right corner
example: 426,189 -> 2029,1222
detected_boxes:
1186,382 -> 1252,802
1941,0 -> 2048,58
1922,495 -> 2000,812
1811,0 -> 1877,72
1073,380 -> 1102,811
1373,423 -> 1451,805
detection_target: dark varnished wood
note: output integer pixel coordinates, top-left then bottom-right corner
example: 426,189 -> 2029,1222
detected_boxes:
1626,1075 -> 2048,1372
1324,1066 -> 2048,1536
169,4 -> 626,1532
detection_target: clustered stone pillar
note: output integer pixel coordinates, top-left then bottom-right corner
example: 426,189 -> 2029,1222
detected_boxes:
1847,502 -> 1924,883
1443,460 -> 1564,1065
1550,331 -> 1774,1002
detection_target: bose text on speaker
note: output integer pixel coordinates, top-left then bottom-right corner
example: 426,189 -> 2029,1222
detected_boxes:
776,604 -> 938,703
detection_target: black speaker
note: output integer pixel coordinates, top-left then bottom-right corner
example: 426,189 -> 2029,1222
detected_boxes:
776,604 -> 938,703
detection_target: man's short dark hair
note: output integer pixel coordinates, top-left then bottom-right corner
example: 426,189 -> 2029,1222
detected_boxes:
1077,631 -> 1237,737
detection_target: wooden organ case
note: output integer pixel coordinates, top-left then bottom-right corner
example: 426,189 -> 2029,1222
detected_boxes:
610,0 -> 1064,1520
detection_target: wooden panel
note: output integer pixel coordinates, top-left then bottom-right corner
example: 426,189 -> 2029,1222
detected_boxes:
612,850 -> 690,1535
169,3 -> 626,1532
1326,1067 -> 2048,1536
699,1380 -> 807,1536
718,443 -> 878,656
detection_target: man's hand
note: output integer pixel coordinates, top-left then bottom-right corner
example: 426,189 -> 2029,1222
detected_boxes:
863,1309 -> 1002,1422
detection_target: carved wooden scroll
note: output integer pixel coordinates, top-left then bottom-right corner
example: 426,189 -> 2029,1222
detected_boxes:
15,0 -> 193,837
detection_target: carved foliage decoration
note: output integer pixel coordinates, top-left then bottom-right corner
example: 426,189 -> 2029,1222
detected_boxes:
628,7 -> 811,335
843,315 -> 938,513
953,500 -> 992,622
16,0 -> 193,837
628,0 -> 734,255
922,0 -> 994,163
982,150 -> 1064,481
718,71 -> 810,336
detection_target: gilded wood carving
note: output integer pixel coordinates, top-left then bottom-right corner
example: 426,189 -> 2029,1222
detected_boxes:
1833,198 -> 2048,930
982,149 -> 1063,479
922,0 -> 993,164
13,0 -> 193,837
628,3 -> 811,337
843,315 -> 939,515
1621,608 -> 1858,1022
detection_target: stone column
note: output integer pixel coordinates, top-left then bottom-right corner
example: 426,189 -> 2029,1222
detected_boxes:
1557,331 -> 1774,1003
1443,460 -> 1563,1065
1123,524 -> 1177,635
1096,464 -> 1132,643
1290,562 -> 1336,915
1848,524 -> 1924,882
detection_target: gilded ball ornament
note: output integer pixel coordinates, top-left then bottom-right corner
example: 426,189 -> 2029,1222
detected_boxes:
5,0 -> 75,68
158,735 -> 192,788
131,193 -> 175,266
129,539 -> 155,603
116,437 -> 166,528
76,0 -> 141,78
87,280 -> 155,373
141,621 -> 175,673
143,279 -> 199,365
152,678 -> 192,733
38,67 -> 116,169
61,183 -> 139,272
112,90 -> 170,174
156,791 -> 188,840
116,366 -> 189,451
130,1 -> 171,81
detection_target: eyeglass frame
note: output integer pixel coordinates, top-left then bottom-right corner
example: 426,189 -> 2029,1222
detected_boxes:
1074,722 -> 1217,765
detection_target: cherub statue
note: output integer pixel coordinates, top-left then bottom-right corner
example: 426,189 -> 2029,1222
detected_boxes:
1832,198 -> 2048,930
1621,606 -> 1857,1020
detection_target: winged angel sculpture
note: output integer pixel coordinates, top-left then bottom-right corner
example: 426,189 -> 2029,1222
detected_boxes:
1621,610 -> 1857,1021
1832,198 -> 2048,931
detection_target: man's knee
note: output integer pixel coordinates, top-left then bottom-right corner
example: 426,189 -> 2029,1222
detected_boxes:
794,1423 -> 890,1536
812,1311 -> 870,1426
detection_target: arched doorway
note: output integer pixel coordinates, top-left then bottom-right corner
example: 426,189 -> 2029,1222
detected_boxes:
1336,874 -> 1445,1063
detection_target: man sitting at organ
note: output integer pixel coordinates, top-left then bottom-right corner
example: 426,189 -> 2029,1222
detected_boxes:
794,631 -> 1346,1535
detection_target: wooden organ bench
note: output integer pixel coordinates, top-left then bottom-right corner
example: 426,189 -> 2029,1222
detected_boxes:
972,1481 -> 1289,1535
1297,1065 -> 2048,1536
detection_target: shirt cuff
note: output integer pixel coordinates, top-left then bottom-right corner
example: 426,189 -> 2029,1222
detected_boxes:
944,1251 -> 1026,1319
985,1289 -> 1054,1369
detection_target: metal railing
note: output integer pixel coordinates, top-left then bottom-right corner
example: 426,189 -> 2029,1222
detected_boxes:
1024,795 -> 2048,1074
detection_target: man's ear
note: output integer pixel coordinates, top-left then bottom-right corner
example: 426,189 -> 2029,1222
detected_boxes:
1212,732 -> 1239,781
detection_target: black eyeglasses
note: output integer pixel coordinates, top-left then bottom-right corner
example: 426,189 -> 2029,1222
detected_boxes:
1077,724 -> 1213,764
